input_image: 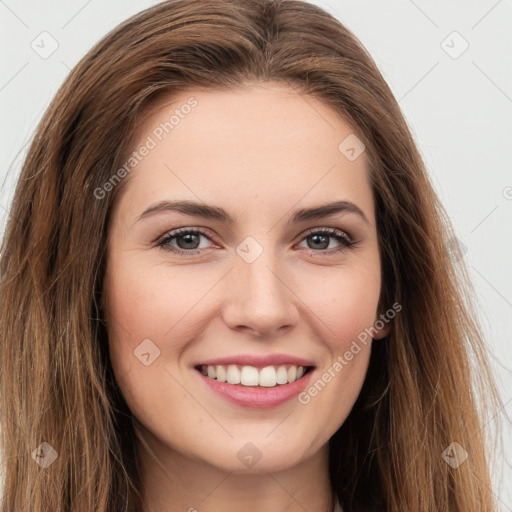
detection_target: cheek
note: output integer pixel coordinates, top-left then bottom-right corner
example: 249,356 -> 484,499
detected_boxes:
295,269 -> 378,428
297,261 -> 381,343
103,262 -> 209,432
103,260 -> 219,380
105,259 -> 206,338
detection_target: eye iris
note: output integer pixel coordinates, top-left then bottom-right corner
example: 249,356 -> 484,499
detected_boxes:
308,233 -> 329,250
177,233 -> 200,249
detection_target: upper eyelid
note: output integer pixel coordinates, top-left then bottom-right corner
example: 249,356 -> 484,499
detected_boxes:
159,227 -> 220,245
300,226 -> 352,241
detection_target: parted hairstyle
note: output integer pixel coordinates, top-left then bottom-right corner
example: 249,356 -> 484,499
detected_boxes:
0,0 -> 503,510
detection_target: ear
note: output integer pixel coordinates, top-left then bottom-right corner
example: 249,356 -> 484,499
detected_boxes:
372,311 -> 392,340
373,324 -> 390,340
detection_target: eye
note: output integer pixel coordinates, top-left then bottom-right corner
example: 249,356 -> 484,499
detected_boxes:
155,226 -> 355,256
295,227 -> 355,256
156,227 -> 216,255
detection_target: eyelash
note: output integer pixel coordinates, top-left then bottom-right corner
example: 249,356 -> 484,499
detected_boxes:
155,226 -> 355,257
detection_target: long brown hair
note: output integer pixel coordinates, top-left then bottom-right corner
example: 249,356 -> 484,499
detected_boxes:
0,0 -> 503,510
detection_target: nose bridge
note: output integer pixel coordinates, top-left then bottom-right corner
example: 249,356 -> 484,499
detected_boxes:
222,235 -> 298,335
241,248 -> 283,300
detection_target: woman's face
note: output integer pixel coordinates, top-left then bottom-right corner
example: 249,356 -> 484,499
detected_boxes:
102,82 -> 389,474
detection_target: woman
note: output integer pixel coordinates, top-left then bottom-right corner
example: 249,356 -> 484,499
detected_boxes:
0,0 -> 502,510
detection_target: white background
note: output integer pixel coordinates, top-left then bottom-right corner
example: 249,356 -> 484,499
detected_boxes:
1,0 -> 511,508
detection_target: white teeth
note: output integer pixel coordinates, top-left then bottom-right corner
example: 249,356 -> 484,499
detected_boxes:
199,364 -> 310,387
241,366 -> 259,386
276,366 -> 288,385
216,365 -> 227,383
226,364 -> 241,385
259,366 -> 277,387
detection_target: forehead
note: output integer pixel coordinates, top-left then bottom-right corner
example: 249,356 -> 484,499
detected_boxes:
113,82 -> 374,226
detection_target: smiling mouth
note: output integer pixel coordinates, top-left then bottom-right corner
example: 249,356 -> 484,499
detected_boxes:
194,364 -> 314,388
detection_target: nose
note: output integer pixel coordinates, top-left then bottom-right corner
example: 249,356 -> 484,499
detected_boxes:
221,246 -> 299,338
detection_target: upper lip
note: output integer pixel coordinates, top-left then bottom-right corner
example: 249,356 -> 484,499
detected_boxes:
194,353 -> 316,369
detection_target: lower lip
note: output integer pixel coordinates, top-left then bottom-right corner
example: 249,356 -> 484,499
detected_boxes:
195,368 -> 314,409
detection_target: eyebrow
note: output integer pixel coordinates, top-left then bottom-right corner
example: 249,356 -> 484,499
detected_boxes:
134,199 -> 370,226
